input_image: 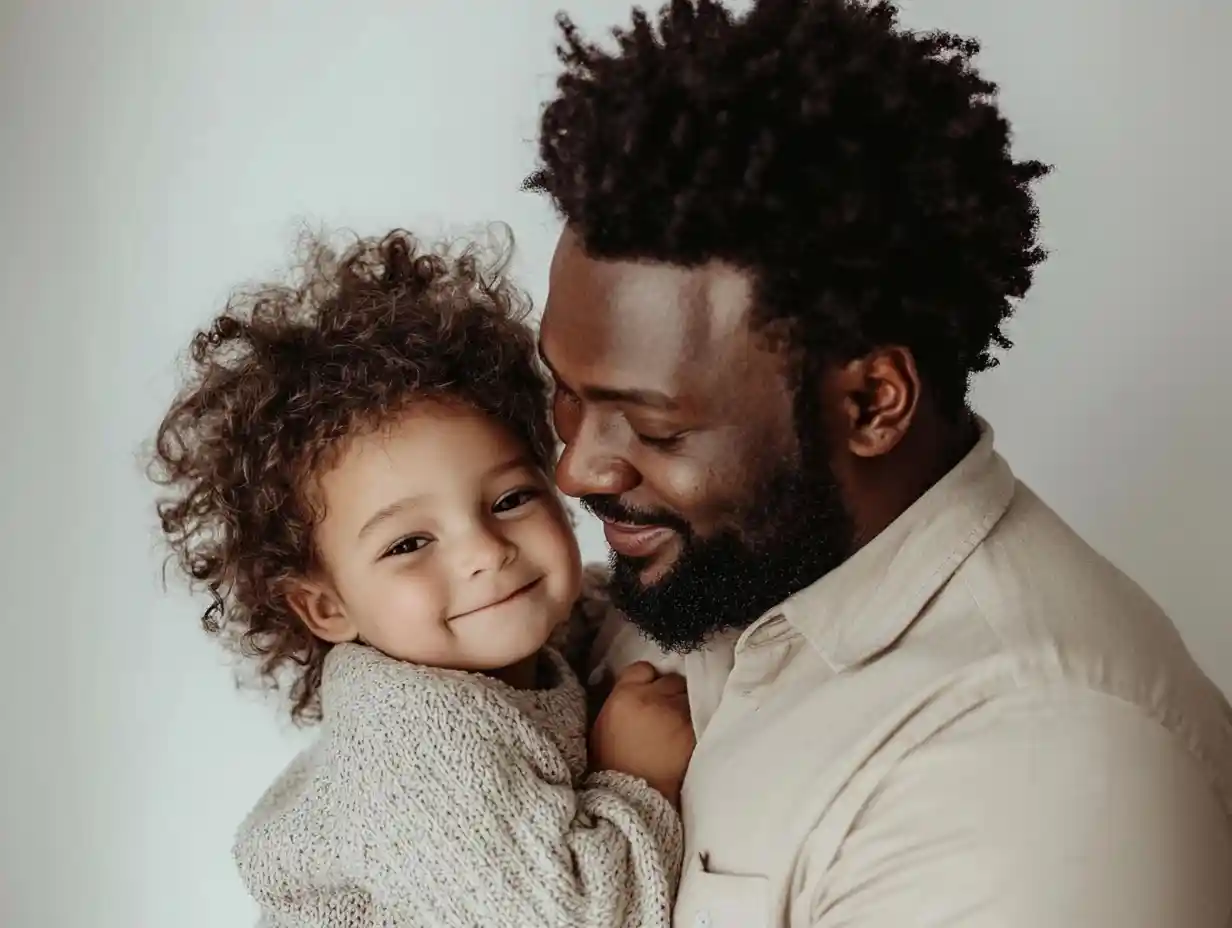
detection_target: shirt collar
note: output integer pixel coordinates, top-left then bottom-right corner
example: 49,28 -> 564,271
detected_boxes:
769,417 -> 1016,670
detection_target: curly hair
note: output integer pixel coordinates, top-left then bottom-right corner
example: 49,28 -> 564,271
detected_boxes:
525,0 -> 1051,416
150,229 -> 553,722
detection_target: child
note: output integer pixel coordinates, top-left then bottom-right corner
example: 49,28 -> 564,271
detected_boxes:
150,229 -> 687,927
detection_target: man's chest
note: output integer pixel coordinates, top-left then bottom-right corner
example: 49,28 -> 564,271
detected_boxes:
591,615 -> 986,925
672,668 -> 848,928
670,638 -> 967,928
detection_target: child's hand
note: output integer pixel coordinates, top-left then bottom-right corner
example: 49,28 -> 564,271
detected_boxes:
590,662 -> 696,807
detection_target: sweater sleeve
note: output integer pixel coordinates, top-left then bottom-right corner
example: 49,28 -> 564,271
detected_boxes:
237,660 -> 683,928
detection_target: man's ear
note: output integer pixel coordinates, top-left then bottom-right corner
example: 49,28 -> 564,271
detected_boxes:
833,346 -> 920,458
284,578 -> 358,644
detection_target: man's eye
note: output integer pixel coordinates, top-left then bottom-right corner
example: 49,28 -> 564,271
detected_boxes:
384,535 -> 432,558
634,432 -> 686,451
493,487 -> 541,513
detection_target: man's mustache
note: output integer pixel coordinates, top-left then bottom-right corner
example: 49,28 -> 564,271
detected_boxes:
579,495 -> 689,535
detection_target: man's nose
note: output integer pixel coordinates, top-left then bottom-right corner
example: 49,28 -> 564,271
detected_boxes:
554,423 -> 639,498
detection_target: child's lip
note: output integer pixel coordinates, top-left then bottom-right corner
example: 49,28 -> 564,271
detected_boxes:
448,577 -> 542,621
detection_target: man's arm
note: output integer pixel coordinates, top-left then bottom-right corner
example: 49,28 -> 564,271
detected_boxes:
807,688 -> 1232,927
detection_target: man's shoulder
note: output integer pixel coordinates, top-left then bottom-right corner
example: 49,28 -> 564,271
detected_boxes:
869,649 -> 1232,863
923,681 -> 1232,781
930,486 -> 1232,786
947,479 -> 1208,696
972,479 -> 1168,626
810,684 -> 1232,925
886,480 -> 1232,813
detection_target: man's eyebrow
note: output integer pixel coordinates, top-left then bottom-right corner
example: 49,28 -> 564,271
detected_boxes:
584,384 -> 678,410
537,344 -> 679,411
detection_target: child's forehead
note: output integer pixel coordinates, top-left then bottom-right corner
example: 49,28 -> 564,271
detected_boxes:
316,402 -> 541,514
368,398 -> 524,454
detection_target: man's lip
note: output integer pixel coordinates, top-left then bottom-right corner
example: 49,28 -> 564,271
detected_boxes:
449,578 -> 541,621
601,520 -> 676,558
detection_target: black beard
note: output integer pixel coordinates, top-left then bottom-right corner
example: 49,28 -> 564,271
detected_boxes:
591,459 -> 853,653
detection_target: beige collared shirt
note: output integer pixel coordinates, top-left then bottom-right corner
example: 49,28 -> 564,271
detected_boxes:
591,421 -> 1232,927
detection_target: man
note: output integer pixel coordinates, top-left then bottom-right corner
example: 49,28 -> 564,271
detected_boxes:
526,1 -> 1232,926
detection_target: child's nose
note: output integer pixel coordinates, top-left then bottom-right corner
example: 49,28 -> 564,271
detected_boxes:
458,525 -> 517,576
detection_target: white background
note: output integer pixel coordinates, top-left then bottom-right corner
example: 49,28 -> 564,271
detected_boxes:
2,1 -> 1228,925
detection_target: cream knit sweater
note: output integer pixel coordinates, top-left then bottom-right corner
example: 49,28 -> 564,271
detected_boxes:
233,582 -> 682,928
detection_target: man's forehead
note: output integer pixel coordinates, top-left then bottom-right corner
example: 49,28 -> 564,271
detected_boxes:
543,237 -> 754,369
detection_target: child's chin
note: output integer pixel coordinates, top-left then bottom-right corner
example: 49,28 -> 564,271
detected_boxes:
475,625 -> 553,667
500,630 -> 555,665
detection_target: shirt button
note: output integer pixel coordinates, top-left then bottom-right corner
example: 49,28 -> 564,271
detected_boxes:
694,910 -> 712,928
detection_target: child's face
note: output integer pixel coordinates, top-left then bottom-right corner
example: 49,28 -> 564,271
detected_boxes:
291,402 -> 581,672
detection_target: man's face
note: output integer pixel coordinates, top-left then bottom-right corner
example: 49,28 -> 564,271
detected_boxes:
539,229 -> 854,651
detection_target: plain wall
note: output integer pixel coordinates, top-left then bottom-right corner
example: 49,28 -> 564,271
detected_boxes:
2,1 -> 1228,925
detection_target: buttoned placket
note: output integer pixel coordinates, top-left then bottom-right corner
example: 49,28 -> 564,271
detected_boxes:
680,616 -> 799,928
693,612 -> 797,737
682,607 -> 810,760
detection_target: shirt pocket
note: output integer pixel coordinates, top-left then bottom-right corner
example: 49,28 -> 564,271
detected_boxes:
684,865 -> 771,928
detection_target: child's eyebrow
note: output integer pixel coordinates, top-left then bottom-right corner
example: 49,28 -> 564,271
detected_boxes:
356,457 -> 539,539
484,455 -> 538,481
357,495 -> 425,540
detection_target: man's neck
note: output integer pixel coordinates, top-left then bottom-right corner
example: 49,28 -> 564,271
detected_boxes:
849,409 -> 979,552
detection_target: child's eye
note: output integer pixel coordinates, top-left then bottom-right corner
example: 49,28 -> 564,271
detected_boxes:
493,487 -> 541,514
383,535 -> 433,558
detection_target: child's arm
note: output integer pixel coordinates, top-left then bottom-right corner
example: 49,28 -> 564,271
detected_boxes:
236,654 -> 682,928
356,677 -> 682,926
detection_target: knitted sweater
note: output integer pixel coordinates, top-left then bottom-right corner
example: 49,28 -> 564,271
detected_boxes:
233,591 -> 682,927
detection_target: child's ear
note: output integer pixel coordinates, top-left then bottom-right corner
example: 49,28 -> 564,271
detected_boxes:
285,578 -> 358,644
